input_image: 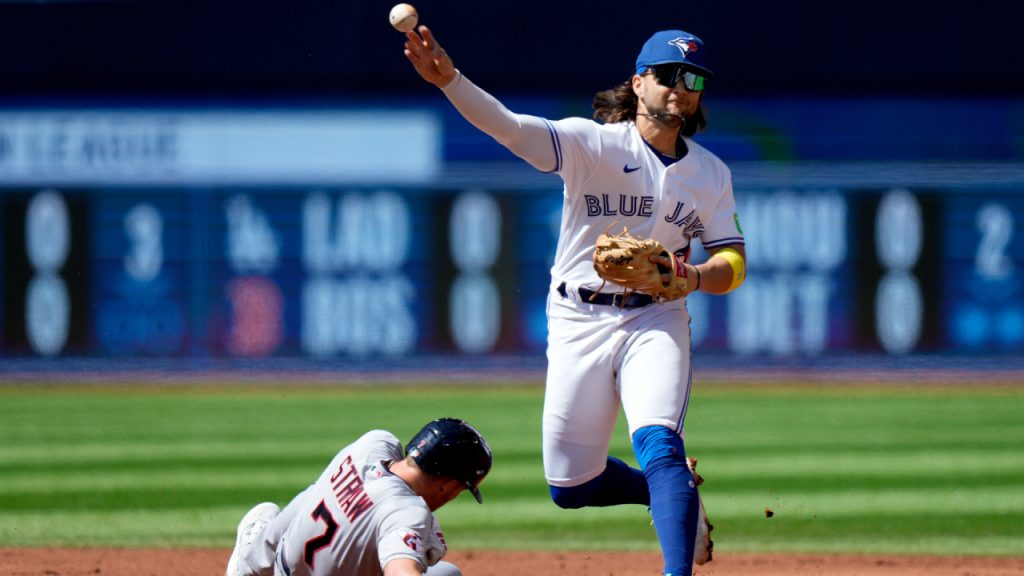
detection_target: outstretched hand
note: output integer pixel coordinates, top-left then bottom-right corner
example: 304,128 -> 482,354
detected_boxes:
403,26 -> 458,88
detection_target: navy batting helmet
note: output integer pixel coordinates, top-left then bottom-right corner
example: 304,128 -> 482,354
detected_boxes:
406,418 -> 492,503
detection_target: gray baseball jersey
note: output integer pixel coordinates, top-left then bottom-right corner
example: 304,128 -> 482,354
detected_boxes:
268,430 -> 449,576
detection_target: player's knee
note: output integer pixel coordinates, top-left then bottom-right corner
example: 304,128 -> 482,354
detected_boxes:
425,560 -> 462,576
631,425 -> 685,472
548,481 -> 596,509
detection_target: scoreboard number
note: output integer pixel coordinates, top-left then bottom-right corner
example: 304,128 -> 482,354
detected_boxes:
874,189 -> 924,355
448,190 -> 501,354
123,204 -> 164,282
25,190 -> 71,356
975,203 -> 1014,279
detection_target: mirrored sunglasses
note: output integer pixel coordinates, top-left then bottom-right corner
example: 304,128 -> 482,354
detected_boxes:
648,65 -> 705,91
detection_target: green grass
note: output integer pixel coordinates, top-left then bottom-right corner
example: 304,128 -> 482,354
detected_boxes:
1,382 -> 1023,556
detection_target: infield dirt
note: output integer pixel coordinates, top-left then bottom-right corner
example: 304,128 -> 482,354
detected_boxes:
3,548 -> 1024,576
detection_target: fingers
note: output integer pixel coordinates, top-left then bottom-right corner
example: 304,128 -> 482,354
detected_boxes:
418,25 -> 439,47
405,26 -> 447,62
648,254 -> 671,284
648,254 -> 670,267
403,35 -> 432,70
402,48 -> 419,67
404,32 -> 426,59
404,26 -> 437,52
401,24 -> 455,87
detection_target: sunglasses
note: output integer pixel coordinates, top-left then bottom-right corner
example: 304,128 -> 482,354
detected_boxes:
646,65 -> 705,92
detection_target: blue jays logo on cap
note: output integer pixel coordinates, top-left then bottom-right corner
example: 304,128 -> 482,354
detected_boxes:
635,29 -> 714,78
668,37 -> 699,58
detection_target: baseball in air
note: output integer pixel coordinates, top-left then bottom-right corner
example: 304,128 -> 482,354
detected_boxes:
389,4 -> 418,33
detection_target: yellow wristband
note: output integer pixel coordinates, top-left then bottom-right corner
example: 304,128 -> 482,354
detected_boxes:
714,248 -> 746,293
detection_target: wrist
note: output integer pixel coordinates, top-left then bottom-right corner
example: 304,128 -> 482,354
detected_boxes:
670,253 -> 687,279
438,68 -> 460,89
692,265 -> 701,292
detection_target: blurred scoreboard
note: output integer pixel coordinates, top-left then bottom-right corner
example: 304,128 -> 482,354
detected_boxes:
0,184 -> 1021,360
704,185 -> 1024,356
0,109 -> 1020,360
0,187 -> 551,358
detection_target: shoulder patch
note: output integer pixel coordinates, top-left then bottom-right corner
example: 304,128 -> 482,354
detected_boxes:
402,532 -> 423,552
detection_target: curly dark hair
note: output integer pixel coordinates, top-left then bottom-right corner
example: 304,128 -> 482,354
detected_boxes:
592,78 -> 707,137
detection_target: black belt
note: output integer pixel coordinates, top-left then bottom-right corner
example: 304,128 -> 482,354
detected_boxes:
557,282 -> 655,309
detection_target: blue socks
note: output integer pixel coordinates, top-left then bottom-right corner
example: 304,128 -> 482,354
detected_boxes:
632,425 -> 699,576
546,426 -> 698,576
549,456 -> 649,509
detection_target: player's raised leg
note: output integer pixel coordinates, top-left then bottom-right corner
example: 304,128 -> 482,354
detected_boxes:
542,308 -> 649,508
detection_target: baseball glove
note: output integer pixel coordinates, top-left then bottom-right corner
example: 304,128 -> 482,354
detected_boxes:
592,226 -> 689,301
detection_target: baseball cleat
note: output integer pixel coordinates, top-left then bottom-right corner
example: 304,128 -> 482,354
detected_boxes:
687,457 -> 714,565
225,502 -> 280,576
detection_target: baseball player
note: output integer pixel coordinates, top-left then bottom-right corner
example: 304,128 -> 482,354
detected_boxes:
225,418 -> 492,576
402,25 -> 745,576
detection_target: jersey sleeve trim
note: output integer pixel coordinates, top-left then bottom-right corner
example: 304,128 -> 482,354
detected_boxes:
381,552 -> 426,571
702,237 -> 745,249
542,119 -> 562,173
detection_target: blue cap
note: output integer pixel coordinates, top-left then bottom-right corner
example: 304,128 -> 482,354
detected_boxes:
635,30 -> 713,78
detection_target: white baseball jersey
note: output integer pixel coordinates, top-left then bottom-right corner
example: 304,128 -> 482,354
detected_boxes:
539,118 -> 743,484
543,117 -> 742,292
260,431 -> 449,576
439,72 -> 743,292
440,71 -> 744,487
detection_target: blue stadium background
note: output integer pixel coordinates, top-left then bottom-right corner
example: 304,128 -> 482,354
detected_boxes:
0,0 -> 1021,377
